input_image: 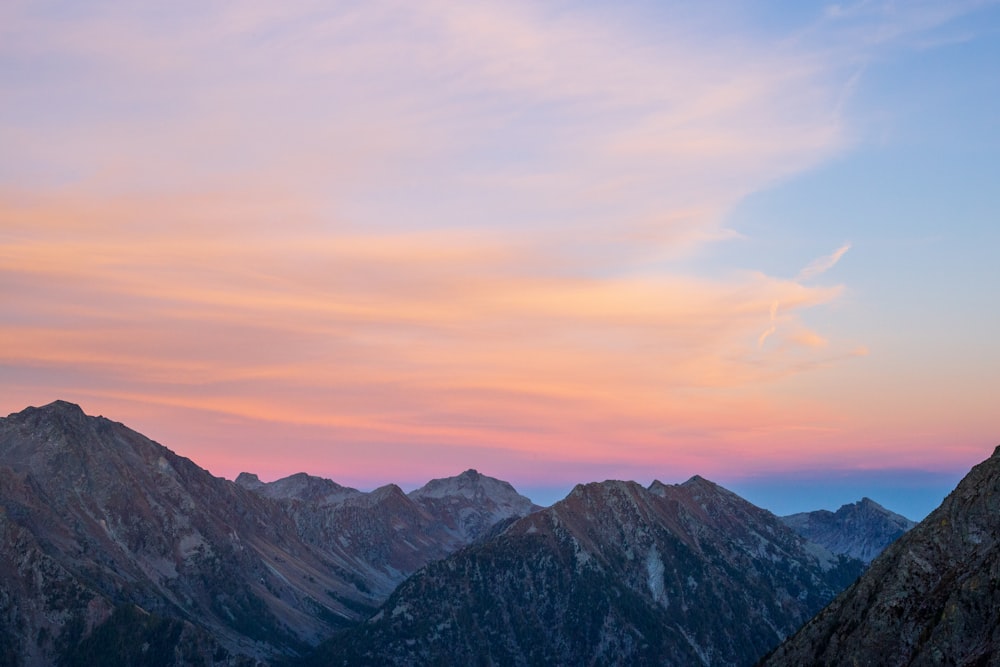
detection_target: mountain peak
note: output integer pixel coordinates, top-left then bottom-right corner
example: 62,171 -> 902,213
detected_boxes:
234,472 -> 264,488
19,399 -> 88,422
237,471 -> 361,504
410,469 -> 510,501
41,399 -> 85,413
408,470 -> 538,542
781,497 -> 916,564
681,474 -> 712,487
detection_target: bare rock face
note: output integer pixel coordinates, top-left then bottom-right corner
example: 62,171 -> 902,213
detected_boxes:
762,446 -> 1000,667
781,497 -> 916,563
308,476 -> 864,667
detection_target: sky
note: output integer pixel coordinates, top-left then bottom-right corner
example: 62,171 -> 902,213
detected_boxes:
2,0 -> 999,519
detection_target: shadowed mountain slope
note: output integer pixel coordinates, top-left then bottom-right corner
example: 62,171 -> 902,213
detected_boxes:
306,475 -> 864,667
762,445 -> 1000,666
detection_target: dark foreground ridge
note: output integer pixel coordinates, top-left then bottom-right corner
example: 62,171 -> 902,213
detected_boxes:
762,445 -> 1000,666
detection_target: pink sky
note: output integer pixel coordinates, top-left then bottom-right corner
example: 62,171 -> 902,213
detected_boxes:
2,1 -> 998,515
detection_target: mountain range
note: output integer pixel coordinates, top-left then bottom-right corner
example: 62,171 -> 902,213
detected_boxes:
0,400 -> 955,666
0,401 -> 536,665
305,476 -> 863,666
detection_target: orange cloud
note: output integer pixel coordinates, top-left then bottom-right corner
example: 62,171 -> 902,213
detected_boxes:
17,1 -> 987,487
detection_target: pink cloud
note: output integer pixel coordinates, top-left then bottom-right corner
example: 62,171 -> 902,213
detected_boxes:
4,1 -> 990,490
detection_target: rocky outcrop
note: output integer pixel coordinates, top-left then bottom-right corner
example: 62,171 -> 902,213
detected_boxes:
781,497 -> 915,563
307,475 -> 864,667
762,446 -> 1000,667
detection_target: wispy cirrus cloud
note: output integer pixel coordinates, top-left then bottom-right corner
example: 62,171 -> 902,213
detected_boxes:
796,243 -> 852,281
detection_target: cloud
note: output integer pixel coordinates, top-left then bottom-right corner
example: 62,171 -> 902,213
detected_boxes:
796,243 -> 852,281
12,0 -> 968,484
757,300 -> 780,349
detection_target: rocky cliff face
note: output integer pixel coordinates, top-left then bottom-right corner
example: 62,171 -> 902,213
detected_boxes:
762,446 -> 1000,667
781,497 -> 916,563
308,476 -> 864,667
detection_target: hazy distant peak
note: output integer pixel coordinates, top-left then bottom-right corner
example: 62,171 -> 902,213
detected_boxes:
236,470 -> 361,504
371,483 -> 406,497
409,468 -> 522,502
407,470 -> 538,542
781,496 -> 916,563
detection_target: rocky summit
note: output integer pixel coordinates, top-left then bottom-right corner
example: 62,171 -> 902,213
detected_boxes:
781,496 -> 916,563
762,445 -> 1000,666
408,468 -> 542,543
306,475 -> 864,667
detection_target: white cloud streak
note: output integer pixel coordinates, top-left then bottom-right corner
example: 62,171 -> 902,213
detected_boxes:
796,243 -> 852,281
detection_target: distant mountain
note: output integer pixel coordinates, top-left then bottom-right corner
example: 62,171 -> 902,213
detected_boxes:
762,446 -> 1000,666
235,471 -> 362,505
781,497 -> 916,563
409,468 -> 542,543
305,475 -> 864,667
237,467 -> 539,599
0,401 -> 538,665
